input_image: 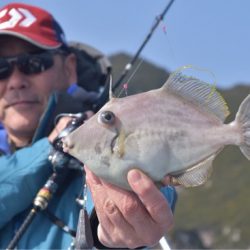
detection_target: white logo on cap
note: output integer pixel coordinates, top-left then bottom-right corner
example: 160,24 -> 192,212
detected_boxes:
0,7 -> 36,29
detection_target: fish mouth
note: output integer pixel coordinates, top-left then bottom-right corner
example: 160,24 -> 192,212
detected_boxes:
62,137 -> 74,153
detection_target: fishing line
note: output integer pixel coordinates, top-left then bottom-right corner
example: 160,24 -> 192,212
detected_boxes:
156,13 -> 177,66
117,58 -> 144,97
159,18 -> 167,34
93,0 -> 175,111
162,27 -> 176,65
126,58 -> 144,85
112,0 -> 175,93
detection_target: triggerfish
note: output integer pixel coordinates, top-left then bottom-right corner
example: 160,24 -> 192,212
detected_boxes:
63,71 -> 250,190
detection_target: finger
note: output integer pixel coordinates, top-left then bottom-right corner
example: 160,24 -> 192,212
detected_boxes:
98,181 -> 138,238
102,173 -> 171,247
84,166 -> 101,185
85,168 -> 114,231
56,117 -> 72,131
84,110 -> 94,120
127,169 -> 173,226
97,224 -> 114,248
86,170 -> 140,248
100,179 -> 157,246
98,204 -> 138,249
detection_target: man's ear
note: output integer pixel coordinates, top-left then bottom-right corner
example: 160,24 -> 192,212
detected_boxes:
64,53 -> 77,87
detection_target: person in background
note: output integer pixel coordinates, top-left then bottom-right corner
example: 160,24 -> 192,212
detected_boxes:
0,2 -> 176,249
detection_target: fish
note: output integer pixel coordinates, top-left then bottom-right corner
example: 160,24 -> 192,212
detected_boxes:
62,71 -> 250,190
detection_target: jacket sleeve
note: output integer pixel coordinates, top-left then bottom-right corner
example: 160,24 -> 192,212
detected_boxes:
0,138 -> 53,228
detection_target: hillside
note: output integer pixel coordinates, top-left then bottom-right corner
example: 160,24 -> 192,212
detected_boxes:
109,53 -> 250,249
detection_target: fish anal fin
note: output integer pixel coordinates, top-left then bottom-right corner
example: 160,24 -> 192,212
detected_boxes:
162,72 -> 230,122
171,154 -> 216,187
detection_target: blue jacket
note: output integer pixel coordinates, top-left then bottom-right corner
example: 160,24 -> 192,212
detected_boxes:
0,138 -> 84,249
0,88 -> 177,249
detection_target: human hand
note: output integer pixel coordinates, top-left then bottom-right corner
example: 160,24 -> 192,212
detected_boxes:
48,111 -> 94,143
85,167 -> 174,249
48,116 -> 72,143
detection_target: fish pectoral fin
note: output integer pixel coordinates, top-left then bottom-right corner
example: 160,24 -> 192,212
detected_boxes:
170,154 -> 216,187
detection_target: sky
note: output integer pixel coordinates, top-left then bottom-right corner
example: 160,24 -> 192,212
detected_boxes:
1,0 -> 250,89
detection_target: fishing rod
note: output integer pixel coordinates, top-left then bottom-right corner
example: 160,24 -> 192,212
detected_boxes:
113,0 -> 175,92
7,171 -> 71,250
94,0 -> 175,112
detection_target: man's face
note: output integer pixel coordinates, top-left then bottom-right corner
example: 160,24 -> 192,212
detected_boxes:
0,36 -> 76,142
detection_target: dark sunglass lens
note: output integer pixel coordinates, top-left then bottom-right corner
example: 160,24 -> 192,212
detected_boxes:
18,52 -> 54,75
0,58 -> 13,80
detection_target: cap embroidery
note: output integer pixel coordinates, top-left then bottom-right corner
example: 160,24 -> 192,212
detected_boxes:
0,7 -> 36,29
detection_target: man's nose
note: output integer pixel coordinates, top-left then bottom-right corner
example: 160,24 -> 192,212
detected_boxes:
7,67 -> 29,90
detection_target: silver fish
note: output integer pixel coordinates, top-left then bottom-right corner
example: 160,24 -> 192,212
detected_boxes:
63,71 -> 250,190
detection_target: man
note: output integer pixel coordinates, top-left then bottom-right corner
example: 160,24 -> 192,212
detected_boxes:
0,3 -> 176,249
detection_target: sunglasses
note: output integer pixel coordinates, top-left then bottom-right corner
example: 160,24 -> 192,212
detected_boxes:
0,50 -> 68,80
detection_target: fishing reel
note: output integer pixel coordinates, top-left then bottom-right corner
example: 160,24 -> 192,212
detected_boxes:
48,112 -> 87,173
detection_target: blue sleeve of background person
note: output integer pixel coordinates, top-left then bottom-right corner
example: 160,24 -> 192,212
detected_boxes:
160,186 -> 177,211
0,123 -> 10,155
0,138 -> 53,229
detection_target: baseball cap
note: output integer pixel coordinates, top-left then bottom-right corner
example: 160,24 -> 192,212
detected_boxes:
0,2 -> 68,50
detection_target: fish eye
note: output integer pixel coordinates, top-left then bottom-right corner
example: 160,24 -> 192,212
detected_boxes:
98,110 -> 116,125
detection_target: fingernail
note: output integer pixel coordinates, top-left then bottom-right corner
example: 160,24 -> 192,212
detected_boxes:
127,169 -> 141,185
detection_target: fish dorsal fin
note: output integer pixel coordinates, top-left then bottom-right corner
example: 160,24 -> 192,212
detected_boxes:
162,72 -> 230,122
109,74 -> 114,100
171,154 -> 216,187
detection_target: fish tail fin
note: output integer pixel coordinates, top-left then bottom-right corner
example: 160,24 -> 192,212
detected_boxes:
236,94 -> 250,160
